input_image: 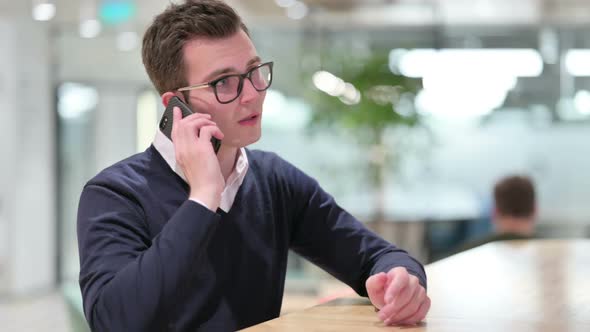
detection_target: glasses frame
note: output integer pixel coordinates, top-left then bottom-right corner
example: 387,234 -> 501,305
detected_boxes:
177,61 -> 274,104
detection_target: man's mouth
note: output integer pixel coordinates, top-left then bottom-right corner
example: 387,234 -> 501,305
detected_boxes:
238,113 -> 260,125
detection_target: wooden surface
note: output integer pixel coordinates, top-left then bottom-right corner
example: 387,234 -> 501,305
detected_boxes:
243,239 -> 590,331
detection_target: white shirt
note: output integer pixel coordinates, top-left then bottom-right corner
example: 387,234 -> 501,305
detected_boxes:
152,130 -> 249,212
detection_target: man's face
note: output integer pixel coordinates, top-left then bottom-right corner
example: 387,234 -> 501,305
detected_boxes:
181,30 -> 266,148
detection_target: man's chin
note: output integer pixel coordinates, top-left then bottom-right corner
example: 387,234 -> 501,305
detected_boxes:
225,133 -> 261,148
242,134 -> 261,147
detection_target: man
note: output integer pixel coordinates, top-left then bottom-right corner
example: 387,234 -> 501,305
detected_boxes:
452,175 -> 537,254
77,1 -> 430,331
491,175 -> 536,237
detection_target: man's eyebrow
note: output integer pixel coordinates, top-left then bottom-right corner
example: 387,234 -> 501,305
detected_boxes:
203,56 -> 262,81
246,56 -> 262,67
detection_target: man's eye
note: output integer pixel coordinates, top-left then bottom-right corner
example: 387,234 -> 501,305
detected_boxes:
215,78 -> 228,87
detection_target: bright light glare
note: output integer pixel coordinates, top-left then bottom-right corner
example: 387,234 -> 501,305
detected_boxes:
340,83 -> 362,105
136,91 -> 158,152
275,0 -> 296,8
58,83 -> 99,119
313,71 -> 361,105
574,90 -> 590,115
313,71 -> 345,96
32,3 -> 56,21
79,19 -> 102,38
391,48 -> 542,118
416,88 -> 506,118
422,71 -> 517,92
565,49 -> 590,76
417,70 -> 515,118
287,1 -> 308,20
397,49 -> 543,78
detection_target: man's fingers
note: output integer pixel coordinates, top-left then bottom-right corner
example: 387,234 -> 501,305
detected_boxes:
182,111 -> 212,123
171,106 -> 211,136
172,106 -> 181,122
378,285 -> 412,321
198,125 -> 224,142
384,268 -> 410,303
186,111 -> 211,118
171,107 -> 181,142
379,276 -> 420,321
176,119 -> 217,144
398,296 -> 431,325
365,272 -> 387,309
366,272 -> 387,295
384,284 -> 425,324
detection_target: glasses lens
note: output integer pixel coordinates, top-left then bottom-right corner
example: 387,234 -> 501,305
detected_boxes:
250,64 -> 272,91
214,75 -> 241,103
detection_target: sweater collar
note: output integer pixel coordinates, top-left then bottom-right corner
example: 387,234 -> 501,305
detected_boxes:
152,130 -> 248,212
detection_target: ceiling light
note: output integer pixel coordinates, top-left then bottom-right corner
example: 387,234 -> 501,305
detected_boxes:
287,1 -> 308,20
79,19 -> 102,38
275,0 -> 296,8
397,49 -> 543,78
32,2 -> 56,21
58,83 -> 99,119
313,71 -> 345,96
565,49 -> 590,76
574,90 -> 590,115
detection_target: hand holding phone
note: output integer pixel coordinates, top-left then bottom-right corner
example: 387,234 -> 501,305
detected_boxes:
159,96 -> 222,153
160,96 -> 225,210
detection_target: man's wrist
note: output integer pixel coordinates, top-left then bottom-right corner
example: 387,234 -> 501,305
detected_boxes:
189,189 -> 221,212
189,197 -> 212,211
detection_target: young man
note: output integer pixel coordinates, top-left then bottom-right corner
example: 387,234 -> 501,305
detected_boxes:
77,1 -> 430,331
491,175 -> 536,237
450,175 -> 537,254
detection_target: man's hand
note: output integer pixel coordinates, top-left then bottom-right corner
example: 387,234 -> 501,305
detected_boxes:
365,267 -> 430,326
172,106 -> 225,210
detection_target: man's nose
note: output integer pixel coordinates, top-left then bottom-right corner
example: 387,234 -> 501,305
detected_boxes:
239,78 -> 261,103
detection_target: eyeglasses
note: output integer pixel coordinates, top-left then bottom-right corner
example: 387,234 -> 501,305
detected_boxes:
177,61 -> 274,104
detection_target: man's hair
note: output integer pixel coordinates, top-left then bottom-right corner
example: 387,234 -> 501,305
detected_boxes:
493,175 -> 536,218
142,0 -> 249,95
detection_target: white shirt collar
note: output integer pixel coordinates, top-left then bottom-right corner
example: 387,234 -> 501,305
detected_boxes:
152,130 -> 249,212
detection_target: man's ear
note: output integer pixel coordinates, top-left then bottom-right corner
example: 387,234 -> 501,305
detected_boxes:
491,207 -> 499,224
161,92 -> 177,107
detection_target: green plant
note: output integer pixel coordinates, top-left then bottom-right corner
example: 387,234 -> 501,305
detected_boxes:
306,51 -> 426,221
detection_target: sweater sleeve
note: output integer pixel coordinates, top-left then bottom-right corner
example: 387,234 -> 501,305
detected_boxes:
77,183 -> 220,331
284,162 -> 427,296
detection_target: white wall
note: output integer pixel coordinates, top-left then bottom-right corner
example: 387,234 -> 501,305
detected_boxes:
93,84 -> 140,171
0,18 -> 56,295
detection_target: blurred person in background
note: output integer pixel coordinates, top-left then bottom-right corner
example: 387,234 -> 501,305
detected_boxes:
451,175 -> 537,254
76,1 -> 429,331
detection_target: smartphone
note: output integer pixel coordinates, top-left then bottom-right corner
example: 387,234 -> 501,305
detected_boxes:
159,96 -> 221,154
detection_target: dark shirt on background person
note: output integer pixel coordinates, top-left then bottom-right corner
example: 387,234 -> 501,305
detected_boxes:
444,175 -> 537,258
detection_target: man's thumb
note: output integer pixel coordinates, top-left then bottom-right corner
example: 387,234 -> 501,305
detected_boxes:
366,272 -> 387,308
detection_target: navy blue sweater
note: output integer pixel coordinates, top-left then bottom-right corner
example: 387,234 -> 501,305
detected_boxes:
77,146 -> 426,331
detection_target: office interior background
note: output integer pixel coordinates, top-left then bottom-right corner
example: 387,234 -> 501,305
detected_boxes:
1,0 -> 590,330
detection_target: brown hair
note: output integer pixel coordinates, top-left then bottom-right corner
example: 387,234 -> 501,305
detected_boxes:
494,175 -> 536,218
142,0 -> 249,95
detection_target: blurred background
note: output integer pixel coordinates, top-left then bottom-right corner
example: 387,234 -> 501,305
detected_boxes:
1,0 -> 590,330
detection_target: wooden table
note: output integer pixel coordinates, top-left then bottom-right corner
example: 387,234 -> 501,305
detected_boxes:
243,239 -> 590,331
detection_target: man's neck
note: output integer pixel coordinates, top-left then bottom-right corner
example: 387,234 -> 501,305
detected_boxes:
216,145 -> 240,182
495,216 -> 535,236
